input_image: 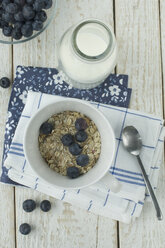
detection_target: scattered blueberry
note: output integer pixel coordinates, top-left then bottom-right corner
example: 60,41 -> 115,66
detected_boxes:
43,0 -> 52,9
21,23 -> 33,37
69,143 -> 82,156
61,134 -> 74,146
75,131 -> 88,142
67,166 -> 80,179
39,122 -> 53,135
35,10 -> 47,22
19,223 -> 31,235
6,3 -> 19,14
0,77 -> 11,88
23,4 -> 35,20
12,27 -> 22,39
23,199 -> 36,212
76,154 -> 89,167
14,11 -> 25,22
40,200 -> 51,212
75,118 -> 88,131
32,20 -> 43,31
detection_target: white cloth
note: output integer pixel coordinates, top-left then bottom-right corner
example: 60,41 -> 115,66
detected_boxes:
4,91 -> 165,223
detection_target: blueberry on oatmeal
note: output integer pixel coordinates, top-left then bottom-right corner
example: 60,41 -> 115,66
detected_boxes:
75,130 -> 88,142
76,154 -> 89,167
67,166 -> 80,179
61,133 -> 74,146
39,122 -> 53,135
69,143 -> 82,156
75,118 -> 88,131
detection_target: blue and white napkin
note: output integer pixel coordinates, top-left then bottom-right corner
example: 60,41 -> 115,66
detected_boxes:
1,65 -> 131,185
4,91 -> 165,223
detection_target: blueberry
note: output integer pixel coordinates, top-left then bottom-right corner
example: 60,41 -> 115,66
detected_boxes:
2,24 -> 13,36
2,12 -> 15,24
14,21 -> 24,29
75,131 -> 88,142
2,0 -> 11,10
23,199 -> 36,212
6,3 -> 19,14
25,20 -> 33,25
21,23 -> 33,37
12,27 -> 22,39
32,20 -> 43,31
75,118 -> 88,131
14,11 -> 25,22
43,0 -> 52,9
0,7 -> 4,17
19,223 -> 31,235
26,0 -> 34,4
33,0 -> 45,11
67,166 -> 80,179
14,0 -> 25,6
35,10 -> 47,22
76,154 -> 89,167
0,77 -> 11,88
61,134 -> 74,146
0,20 -> 8,29
40,200 -> 51,212
69,143 -> 82,156
23,4 -> 35,20
39,122 -> 53,135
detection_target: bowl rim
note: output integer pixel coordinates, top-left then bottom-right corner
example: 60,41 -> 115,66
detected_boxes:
0,0 -> 58,45
23,98 -> 116,189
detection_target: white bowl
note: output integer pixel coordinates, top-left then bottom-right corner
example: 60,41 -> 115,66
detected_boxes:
24,98 -> 118,190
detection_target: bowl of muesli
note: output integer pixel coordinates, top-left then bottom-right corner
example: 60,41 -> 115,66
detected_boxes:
24,98 -> 119,190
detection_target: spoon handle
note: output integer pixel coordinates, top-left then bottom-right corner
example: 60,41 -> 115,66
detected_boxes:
136,155 -> 163,220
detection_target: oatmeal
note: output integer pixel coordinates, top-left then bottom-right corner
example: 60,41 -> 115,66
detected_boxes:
38,111 -> 101,178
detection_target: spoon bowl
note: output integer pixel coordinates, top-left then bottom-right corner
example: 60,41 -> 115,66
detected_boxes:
122,126 -> 142,156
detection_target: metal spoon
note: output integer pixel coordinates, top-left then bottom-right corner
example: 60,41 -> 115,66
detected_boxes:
122,126 -> 163,220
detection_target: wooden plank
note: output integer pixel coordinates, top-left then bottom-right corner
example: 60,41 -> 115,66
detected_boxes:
160,0 -> 165,116
115,0 -> 165,247
13,1 -> 117,248
0,33 -> 15,248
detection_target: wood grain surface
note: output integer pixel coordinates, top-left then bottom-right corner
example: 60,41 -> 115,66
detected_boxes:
115,0 -> 165,247
0,0 -> 164,247
0,33 -> 15,248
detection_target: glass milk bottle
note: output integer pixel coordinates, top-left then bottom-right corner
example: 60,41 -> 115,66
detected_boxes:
58,19 -> 117,89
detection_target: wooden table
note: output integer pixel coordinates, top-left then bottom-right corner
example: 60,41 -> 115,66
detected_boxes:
0,0 -> 165,247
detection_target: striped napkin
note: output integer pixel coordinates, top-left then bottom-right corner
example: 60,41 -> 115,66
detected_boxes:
4,91 -> 165,223
1,65 -> 132,185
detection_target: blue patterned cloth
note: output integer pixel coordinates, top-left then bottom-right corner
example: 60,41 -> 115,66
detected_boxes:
1,65 -> 132,185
